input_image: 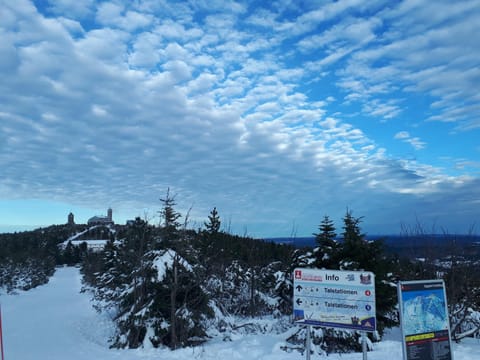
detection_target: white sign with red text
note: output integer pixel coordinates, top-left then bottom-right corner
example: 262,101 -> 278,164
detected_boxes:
293,268 -> 376,331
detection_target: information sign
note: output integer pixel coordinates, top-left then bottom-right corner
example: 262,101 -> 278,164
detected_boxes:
398,280 -> 453,360
293,268 -> 376,331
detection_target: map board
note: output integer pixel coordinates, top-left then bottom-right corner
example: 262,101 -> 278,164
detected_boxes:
293,268 -> 376,331
398,280 -> 453,360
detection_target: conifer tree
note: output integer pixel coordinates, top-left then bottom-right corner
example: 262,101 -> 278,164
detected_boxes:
200,207 -> 223,276
338,209 -> 397,334
159,188 -> 182,245
313,215 -> 338,269
204,207 -> 221,234
159,188 -> 181,230
342,209 -> 365,243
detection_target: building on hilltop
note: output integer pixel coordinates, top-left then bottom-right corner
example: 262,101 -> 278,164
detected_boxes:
87,208 -> 114,225
60,208 -> 115,253
67,212 -> 75,225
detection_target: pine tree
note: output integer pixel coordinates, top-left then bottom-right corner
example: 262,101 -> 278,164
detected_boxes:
111,218 -> 155,348
342,209 -> 364,243
338,209 -> 397,334
204,207 -> 221,234
159,188 -> 181,230
157,196 -> 213,349
199,207 -> 222,276
313,215 -> 338,269
159,188 -> 182,246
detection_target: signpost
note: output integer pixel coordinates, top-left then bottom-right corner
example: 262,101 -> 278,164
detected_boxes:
293,268 -> 376,359
0,304 -> 4,360
398,280 -> 453,360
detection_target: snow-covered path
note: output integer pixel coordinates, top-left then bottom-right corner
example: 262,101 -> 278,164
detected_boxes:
2,267 -> 118,360
1,267 -> 479,359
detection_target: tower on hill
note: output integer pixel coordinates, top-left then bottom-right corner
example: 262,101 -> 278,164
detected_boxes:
67,212 -> 75,225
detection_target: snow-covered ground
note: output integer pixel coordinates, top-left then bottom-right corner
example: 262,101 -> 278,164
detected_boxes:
1,267 -> 479,359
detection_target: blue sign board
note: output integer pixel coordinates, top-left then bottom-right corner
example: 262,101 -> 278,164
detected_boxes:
398,280 -> 453,360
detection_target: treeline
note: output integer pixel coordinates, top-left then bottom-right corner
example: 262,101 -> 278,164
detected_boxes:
1,196 -> 479,353
80,193 -> 295,349
77,197 -> 401,352
0,224 -> 80,292
0,203 -> 430,352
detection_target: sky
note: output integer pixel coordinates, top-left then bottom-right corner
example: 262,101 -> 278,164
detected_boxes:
0,0 -> 479,238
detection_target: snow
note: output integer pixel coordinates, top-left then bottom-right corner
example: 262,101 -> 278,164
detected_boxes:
66,226 -> 105,241
2,267 -> 480,360
153,249 -> 192,281
62,239 -> 110,248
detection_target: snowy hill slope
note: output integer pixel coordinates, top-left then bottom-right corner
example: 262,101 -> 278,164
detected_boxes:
1,267 -> 479,360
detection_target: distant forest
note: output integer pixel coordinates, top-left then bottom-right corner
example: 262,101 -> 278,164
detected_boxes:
1,195 -> 479,353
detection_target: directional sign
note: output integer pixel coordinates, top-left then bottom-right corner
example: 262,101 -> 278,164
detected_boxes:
293,268 -> 376,331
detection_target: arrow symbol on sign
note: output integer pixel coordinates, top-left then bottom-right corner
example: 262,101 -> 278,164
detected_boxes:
296,285 -> 303,292
296,298 -> 303,306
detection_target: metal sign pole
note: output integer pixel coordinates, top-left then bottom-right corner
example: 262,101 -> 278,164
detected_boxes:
306,325 -> 311,360
0,304 -> 4,360
362,331 -> 367,360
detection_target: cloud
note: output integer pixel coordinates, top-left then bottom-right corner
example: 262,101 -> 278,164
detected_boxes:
44,0 -> 95,19
298,16 -> 382,54
0,1 -> 478,237
335,1 -> 480,126
394,131 -> 426,150
96,3 -> 154,31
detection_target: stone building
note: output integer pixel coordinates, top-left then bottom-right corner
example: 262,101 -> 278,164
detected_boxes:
87,208 -> 114,225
